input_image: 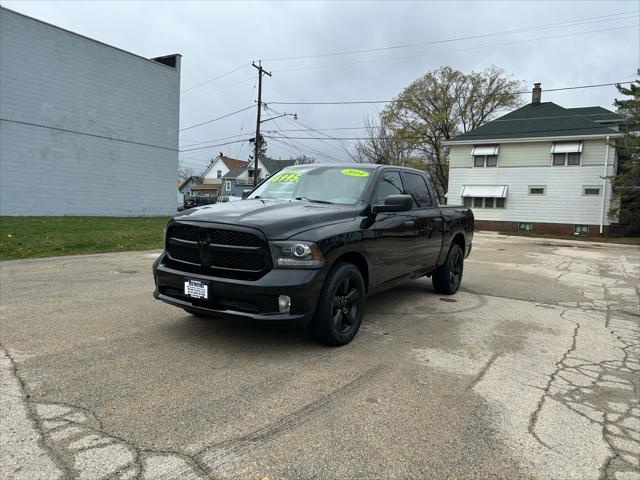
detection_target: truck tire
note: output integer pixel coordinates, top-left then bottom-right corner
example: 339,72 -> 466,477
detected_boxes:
432,243 -> 464,295
310,261 -> 366,346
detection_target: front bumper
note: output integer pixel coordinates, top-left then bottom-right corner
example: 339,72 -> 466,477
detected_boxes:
152,253 -> 324,321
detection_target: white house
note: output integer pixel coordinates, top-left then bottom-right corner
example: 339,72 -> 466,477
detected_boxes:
190,154 -> 248,197
445,84 -> 625,236
0,7 -> 181,215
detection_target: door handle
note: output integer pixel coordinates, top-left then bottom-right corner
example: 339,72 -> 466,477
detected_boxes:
402,221 -> 416,228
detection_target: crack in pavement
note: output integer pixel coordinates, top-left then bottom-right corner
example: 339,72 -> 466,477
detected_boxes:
194,365 -> 384,478
529,302 -> 639,479
466,351 -> 502,392
527,314 -> 580,451
0,345 -> 68,479
1,343 -> 384,480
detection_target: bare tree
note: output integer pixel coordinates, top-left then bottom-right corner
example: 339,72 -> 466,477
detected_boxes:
291,154 -> 317,165
351,116 -> 413,166
382,65 -> 524,200
178,164 -> 192,184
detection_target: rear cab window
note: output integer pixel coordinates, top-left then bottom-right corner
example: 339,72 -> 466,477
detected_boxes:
403,172 -> 434,207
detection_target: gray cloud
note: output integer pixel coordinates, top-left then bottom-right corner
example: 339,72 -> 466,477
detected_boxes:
3,0 -> 638,172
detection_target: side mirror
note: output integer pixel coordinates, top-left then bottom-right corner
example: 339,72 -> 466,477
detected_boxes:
371,194 -> 413,214
242,189 -> 252,199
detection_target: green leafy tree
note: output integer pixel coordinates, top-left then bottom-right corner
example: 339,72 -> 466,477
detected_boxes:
380,66 -> 524,201
611,71 -> 640,222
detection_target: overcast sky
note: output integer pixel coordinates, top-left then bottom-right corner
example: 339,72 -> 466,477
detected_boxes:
3,0 -> 639,173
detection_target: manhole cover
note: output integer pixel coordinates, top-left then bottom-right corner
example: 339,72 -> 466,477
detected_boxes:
439,298 -> 457,303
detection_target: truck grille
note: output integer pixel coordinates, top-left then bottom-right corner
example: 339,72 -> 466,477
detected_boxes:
165,222 -> 271,279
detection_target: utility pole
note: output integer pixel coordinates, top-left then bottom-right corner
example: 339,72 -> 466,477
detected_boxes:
252,61 -> 271,187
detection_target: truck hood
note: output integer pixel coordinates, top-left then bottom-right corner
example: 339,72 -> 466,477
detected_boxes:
175,199 -> 359,239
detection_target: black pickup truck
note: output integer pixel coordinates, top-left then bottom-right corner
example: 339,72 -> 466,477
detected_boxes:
153,164 -> 473,345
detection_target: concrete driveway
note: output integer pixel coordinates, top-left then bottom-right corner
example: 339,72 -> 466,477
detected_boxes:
1,233 -> 638,480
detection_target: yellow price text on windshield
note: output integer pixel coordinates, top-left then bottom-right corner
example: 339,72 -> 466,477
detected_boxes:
268,171 -> 302,183
341,169 -> 369,177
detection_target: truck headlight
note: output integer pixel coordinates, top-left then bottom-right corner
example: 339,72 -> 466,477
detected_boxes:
270,241 -> 324,268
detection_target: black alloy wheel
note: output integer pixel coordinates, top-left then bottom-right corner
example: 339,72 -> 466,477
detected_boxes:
432,243 -> 464,295
449,247 -> 463,289
332,276 -> 361,334
311,262 -> 366,346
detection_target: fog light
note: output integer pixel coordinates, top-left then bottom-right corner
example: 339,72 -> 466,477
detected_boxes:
278,295 -> 291,313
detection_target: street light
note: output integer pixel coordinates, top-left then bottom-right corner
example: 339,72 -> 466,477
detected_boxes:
259,112 -> 297,124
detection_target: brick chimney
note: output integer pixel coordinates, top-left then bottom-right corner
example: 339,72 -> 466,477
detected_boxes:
532,83 -> 542,104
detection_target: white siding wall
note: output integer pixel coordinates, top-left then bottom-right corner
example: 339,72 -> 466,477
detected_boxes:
448,163 -> 616,225
237,159 -> 267,181
449,139 -> 615,168
202,158 -> 230,182
0,8 -> 180,215
448,139 -> 618,225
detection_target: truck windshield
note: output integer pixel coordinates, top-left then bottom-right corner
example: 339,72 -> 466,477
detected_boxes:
247,167 -> 372,205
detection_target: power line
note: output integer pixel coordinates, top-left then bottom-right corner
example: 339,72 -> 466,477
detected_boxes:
263,114 -> 331,160
181,77 -> 255,103
180,132 -> 249,148
263,107 -> 342,160
272,24 -> 638,74
276,118 -> 346,159
268,135 -> 338,162
235,79 -> 259,159
545,82 -> 634,92
264,10 -> 638,62
0,117 -> 177,151
179,105 -> 255,132
179,138 -> 249,153
265,127 -> 369,132
264,123 -> 626,141
181,63 -> 250,94
267,81 -> 634,105
265,105 -> 352,157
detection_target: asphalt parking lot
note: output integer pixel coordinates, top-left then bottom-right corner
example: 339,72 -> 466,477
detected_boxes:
1,233 -> 639,480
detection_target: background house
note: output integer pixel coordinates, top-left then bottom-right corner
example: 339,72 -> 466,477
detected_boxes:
0,7 -> 180,215
446,84 -> 625,236
193,153 -> 248,199
220,157 -> 299,197
177,176 -> 201,205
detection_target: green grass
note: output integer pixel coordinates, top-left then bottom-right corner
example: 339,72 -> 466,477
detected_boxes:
496,230 -> 640,246
0,216 -> 171,260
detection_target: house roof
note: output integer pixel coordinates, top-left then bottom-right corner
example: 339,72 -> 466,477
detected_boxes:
178,176 -> 200,190
260,157 -> 297,174
448,102 -> 623,143
200,154 -> 248,178
223,166 -> 246,179
221,156 -> 248,170
221,158 -> 306,179
190,183 -> 219,191
565,107 -> 625,123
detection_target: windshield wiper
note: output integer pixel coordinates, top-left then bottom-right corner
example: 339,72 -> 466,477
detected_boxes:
294,197 -> 334,204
